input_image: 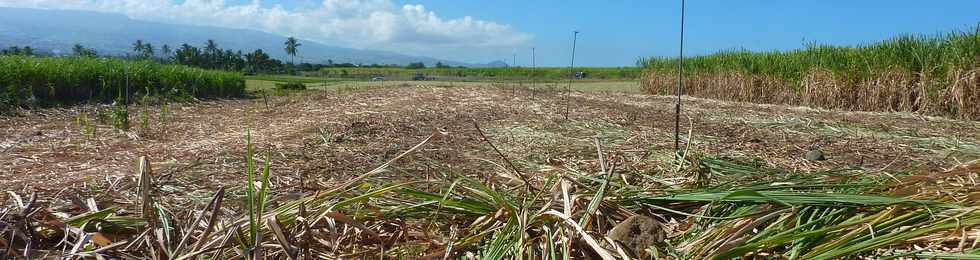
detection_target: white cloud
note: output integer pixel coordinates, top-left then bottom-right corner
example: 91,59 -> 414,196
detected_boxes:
0,0 -> 532,54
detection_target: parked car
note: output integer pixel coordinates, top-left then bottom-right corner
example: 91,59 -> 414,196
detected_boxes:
371,76 -> 385,81
575,71 -> 587,79
412,72 -> 427,81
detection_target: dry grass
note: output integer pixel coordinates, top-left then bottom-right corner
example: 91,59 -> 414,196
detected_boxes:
641,27 -> 980,120
2,84 -> 979,258
643,68 -> 980,120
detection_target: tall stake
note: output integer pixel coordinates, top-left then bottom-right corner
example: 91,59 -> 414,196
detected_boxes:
564,31 -> 579,121
531,47 -> 536,98
125,62 -> 130,107
674,0 -> 686,153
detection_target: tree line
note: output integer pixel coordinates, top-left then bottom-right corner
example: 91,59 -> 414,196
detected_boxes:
2,36 -> 462,74
128,38 -> 287,74
1,46 -> 37,56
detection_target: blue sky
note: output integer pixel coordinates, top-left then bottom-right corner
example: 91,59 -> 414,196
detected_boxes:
406,0 -> 980,67
4,0 -> 979,66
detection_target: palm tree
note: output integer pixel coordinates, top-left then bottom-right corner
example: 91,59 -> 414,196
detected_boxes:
72,44 -> 87,56
133,40 -> 145,56
223,49 -> 237,70
205,39 -> 218,55
284,37 -> 301,65
161,44 -> 172,60
205,39 -> 218,68
144,43 -> 155,58
247,49 -> 271,73
175,43 -> 200,65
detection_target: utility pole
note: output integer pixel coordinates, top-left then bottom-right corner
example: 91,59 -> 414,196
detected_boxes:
563,31 -> 579,121
674,0 -> 686,153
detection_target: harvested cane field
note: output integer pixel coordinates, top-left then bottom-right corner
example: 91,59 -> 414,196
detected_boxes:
2,83 -> 979,259
641,28 -> 980,120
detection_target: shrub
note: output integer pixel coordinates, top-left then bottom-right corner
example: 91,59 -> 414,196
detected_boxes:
275,82 -> 307,90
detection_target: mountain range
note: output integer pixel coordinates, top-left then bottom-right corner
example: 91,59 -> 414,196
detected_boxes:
0,7 -> 506,67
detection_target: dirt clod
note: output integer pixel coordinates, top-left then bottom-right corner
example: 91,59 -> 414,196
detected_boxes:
806,149 -> 827,161
608,215 -> 665,258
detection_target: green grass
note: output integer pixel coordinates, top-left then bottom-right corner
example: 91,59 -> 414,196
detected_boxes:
346,80 -> 638,92
245,74 -> 345,84
246,78 -> 639,94
0,56 -> 245,112
245,79 -> 283,91
245,79 -> 345,92
313,67 -> 644,81
562,81 -> 640,92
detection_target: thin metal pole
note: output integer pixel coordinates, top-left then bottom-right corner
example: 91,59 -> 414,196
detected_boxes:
531,47 -> 536,69
564,31 -> 579,121
674,0 -> 685,153
125,62 -> 129,107
513,52 -> 518,96
531,47 -> 536,73
531,47 -> 536,97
